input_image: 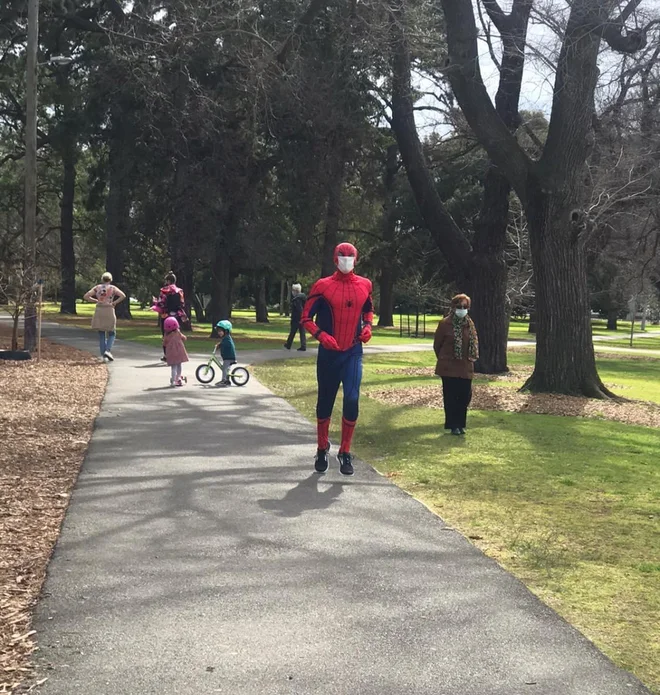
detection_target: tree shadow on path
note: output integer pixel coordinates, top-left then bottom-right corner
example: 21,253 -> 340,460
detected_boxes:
258,473 -> 344,518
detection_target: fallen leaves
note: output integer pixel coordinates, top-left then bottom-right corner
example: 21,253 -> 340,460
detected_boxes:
0,330 -> 106,694
367,380 -> 660,428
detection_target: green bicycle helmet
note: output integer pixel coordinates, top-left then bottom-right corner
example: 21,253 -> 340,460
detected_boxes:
216,319 -> 232,333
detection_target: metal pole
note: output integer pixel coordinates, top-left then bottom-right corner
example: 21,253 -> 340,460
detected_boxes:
23,0 -> 39,352
629,296 -> 636,348
37,281 -> 43,361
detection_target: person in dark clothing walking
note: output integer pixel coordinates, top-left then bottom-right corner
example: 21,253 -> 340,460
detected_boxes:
284,283 -> 307,351
433,293 -> 479,435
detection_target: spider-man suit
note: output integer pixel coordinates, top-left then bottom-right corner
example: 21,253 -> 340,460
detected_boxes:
301,242 -> 373,476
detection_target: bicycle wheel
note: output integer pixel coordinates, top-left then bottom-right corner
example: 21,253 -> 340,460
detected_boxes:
230,366 -> 250,386
196,363 -> 216,384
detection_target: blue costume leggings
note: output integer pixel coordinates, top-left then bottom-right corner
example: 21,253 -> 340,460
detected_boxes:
316,347 -> 363,422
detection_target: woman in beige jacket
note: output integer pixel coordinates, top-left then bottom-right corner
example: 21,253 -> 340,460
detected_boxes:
83,272 -> 126,361
433,293 -> 479,435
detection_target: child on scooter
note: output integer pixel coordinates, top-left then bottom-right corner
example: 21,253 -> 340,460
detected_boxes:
163,317 -> 189,386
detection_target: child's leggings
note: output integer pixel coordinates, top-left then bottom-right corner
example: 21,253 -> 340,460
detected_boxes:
221,361 -> 234,382
170,363 -> 182,382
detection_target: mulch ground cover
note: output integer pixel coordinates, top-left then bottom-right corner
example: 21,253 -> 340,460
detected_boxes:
0,327 -> 106,693
370,366 -> 660,428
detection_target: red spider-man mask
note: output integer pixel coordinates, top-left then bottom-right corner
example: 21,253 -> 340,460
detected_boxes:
334,242 -> 358,274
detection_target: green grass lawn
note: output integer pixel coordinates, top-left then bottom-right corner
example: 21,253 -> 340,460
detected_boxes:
39,302 -> 435,351
254,350 -> 660,693
487,349 -> 660,403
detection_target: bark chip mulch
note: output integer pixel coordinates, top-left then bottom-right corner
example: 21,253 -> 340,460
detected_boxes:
370,367 -> 660,428
0,330 -> 106,693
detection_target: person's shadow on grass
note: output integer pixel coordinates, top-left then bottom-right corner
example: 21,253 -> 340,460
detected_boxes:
258,473 -> 343,518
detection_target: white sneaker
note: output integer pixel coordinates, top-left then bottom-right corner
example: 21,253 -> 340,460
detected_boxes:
104,351 -> 114,361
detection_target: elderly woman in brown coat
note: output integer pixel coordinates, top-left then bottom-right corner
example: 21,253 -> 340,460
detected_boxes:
433,293 -> 479,435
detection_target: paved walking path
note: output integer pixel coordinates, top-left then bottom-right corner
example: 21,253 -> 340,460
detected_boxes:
32,323 -> 651,694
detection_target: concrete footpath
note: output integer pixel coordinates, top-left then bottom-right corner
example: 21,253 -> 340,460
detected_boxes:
32,324 -> 651,694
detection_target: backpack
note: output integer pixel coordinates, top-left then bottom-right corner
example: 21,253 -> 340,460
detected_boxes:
165,290 -> 182,315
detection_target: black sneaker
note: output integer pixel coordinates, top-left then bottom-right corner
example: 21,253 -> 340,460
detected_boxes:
297,347 -> 307,351
451,428 -> 461,436
337,452 -> 354,476
283,343 -> 291,350
314,447 -> 329,473
459,427 -> 466,435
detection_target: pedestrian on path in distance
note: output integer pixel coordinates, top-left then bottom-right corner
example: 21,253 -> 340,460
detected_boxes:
284,283 -> 307,351
83,272 -> 126,362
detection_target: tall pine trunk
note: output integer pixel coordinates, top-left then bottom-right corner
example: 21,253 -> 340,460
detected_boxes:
209,248 -> 234,326
470,167 -> 511,373
378,143 -> 399,327
255,273 -> 269,323
378,268 -> 396,327
606,309 -> 618,331
523,190 -> 611,397
105,111 -> 133,319
321,153 -> 345,277
59,140 -> 77,315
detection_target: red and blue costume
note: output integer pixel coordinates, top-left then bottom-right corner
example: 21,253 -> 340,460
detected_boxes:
301,243 -> 373,460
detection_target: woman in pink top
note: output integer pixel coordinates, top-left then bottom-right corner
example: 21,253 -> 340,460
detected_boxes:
83,272 -> 126,361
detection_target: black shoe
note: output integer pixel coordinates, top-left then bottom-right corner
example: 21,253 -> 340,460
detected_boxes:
284,344 -> 291,350
459,427 -> 466,435
314,447 -> 329,473
450,428 -> 461,435
337,452 -> 354,476
160,356 -> 167,362
297,347 -> 307,351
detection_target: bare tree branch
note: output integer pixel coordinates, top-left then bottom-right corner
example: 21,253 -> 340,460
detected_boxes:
603,0 -> 647,53
438,0 -> 531,196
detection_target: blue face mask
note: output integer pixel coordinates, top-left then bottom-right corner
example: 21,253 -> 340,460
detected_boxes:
455,308 -> 468,318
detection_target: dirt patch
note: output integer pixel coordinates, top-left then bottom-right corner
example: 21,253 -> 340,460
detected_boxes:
375,366 -> 534,381
0,328 -> 106,693
368,383 -> 660,428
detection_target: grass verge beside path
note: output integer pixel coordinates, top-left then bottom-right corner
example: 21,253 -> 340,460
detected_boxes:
0,328 -> 106,693
255,350 -> 660,694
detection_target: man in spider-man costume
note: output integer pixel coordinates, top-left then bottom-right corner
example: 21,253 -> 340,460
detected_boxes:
301,242 -> 373,476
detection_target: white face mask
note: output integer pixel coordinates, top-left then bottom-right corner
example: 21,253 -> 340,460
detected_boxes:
337,256 -> 355,274
455,308 -> 468,318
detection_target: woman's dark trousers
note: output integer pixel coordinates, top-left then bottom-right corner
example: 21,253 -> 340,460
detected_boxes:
441,376 -> 472,430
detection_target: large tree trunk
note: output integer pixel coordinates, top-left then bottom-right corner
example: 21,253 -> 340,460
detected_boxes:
436,0 -> 643,395
59,140 -> 77,315
389,1 -> 524,370
209,247 -> 234,327
321,153 -> 345,277
606,309 -> 618,331
378,268 -> 396,327
255,273 -> 269,323
105,112 -> 133,319
523,191 -> 612,397
470,167 -> 511,373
